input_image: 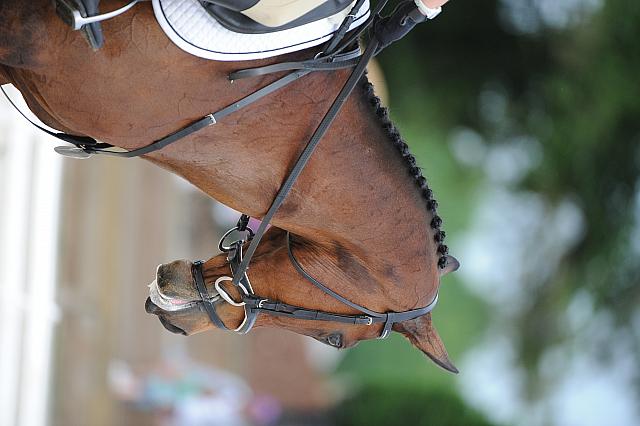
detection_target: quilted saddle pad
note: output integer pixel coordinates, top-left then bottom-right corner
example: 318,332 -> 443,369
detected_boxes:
152,0 -> 370,61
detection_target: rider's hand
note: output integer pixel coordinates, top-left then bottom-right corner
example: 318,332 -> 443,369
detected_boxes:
420,0 -> 449,8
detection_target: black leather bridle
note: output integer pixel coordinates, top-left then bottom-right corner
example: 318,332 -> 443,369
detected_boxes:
194,222 -> 439,338
2,0 -> 445,339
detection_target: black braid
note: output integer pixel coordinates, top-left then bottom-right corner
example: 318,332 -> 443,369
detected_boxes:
360,77 -> 449,269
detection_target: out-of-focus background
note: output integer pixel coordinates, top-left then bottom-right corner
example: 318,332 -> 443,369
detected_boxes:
1,0 -> 639,425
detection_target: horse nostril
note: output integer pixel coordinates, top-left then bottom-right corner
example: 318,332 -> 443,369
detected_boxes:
155,260 -> 193,293
156,264 -> 169,290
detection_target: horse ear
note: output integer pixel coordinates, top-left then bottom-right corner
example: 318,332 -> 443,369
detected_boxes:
396,313 -> 458,374
439,255 -> 460,276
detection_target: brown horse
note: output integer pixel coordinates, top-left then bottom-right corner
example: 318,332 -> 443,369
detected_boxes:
0,0 -> 459,372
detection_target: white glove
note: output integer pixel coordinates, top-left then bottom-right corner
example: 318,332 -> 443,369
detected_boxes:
415,0 -> 449,19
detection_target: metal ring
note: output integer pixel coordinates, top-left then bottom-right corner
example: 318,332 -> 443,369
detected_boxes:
214,276 -> 245,307
218,226 -> 255,252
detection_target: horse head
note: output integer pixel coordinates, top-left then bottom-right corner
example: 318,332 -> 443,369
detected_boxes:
146,229 -> 461,373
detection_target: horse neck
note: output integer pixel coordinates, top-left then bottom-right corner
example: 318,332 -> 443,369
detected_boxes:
150,68 -> 442,302
0,1 -> 443,303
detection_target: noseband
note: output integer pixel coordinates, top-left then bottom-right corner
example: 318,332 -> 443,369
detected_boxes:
192,219 -> 439,339
4,0 -> 447,338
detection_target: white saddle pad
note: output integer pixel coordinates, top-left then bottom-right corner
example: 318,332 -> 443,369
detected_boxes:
152,0 -> 370,61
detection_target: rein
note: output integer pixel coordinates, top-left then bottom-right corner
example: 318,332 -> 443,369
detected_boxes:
2,0 -> 445,338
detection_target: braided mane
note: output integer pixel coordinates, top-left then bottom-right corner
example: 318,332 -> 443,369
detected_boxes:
360,77 -> 449,269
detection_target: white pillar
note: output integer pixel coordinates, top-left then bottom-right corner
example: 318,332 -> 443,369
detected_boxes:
0,86 -> 62,426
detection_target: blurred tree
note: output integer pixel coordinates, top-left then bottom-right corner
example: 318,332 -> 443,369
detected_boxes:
333,383 -> 496,426
341,0 -> 639,412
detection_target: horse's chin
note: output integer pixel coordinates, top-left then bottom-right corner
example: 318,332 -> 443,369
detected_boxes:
158,316 -> 188,336
144,297 -> 189,335
147,279 -> 199,312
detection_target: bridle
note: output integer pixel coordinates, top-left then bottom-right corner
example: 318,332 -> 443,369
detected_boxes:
193,219 -> 439,339
2,0 -> 446,339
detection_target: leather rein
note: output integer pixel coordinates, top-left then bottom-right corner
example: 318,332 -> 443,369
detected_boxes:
2,0 -> 444,339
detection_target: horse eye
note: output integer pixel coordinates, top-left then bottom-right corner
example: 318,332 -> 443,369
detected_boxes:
326,333 -> 343,348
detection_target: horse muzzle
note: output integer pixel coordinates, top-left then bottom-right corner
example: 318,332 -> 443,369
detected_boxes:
144,297 -> 188,335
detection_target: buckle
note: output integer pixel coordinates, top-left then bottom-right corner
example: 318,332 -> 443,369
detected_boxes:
364,316 -> 373,326
56,0 -> 142,31
54,145 -> 94,159
218,224 -> 255,253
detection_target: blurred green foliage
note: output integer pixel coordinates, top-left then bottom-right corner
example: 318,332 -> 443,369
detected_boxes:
333,383 -> 496,426
338,0 -> 639,417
